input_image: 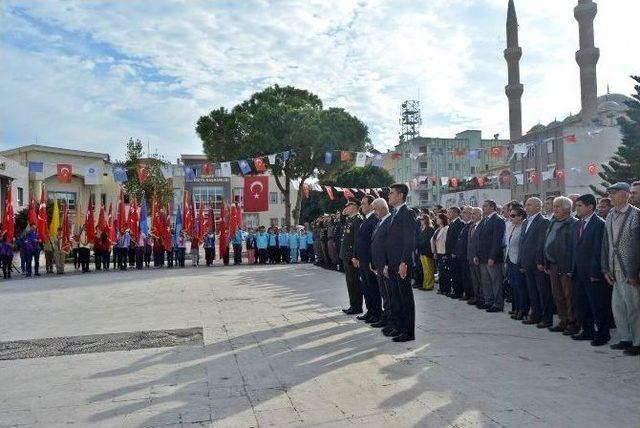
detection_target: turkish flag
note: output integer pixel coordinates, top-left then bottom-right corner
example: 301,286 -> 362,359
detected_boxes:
253,157 -> 267,172
202,163 -> 213,176
343,188 -> 355,200
244,176 -> 269,212
138,166 -> 148,183
57,164 -> 72,183
491,146 -> 503,158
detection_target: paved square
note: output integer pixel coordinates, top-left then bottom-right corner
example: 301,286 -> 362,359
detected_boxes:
0,264 -> 638,427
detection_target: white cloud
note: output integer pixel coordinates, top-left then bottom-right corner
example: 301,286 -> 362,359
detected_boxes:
1,0 -> 638,161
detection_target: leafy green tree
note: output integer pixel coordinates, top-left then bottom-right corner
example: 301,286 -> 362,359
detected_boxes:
116,138 -> 174,206
196,85 -> 370,224
592,75 -> 640,194
299,165 -> 394,223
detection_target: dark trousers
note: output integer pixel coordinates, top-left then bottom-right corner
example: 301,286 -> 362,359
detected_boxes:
391,266 -> 415,338
508,261 -> 529,313
436,256 -> 451,293
455,257 -> 473,298
117,247 -> 128,270
101,251 -> 110,270
128,247 -> 136,267
112,248 -> 118,269
525,267 -> 553,323
166,250 -> 173,267
73,248 -> 80,270
94,250 -> 101,270
135,247 -> 144,269
176,248 -> 186,267
360,265 -> 381,318
32,249 -> 41,275
343,258 -> 363,311
258,248 -> 267,264
450,256 -> 465,297
79,247 -> 90,272
307,246 -> 315,263
2,255 -> 13,278
233,244 -> 242,265
204,248 -> 214,266
280,247 -> 290,264
300,249 -> 308,262
23,251 -> 32,276
573,277 -> 614,338
144,247 -> 151,267
376,270 -> 393,325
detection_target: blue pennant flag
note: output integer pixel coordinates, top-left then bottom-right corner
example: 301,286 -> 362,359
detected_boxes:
173,204 -> 182,247
139,198 -> 149,236
282,150 -> 291,163
28,161 -> 43,173
113,166 -> 128,183
238,159 -> 252,175
183,166 -> 196,181
468,150 -> 479,160
324,152 -> 333,165
372,154 -> 383,168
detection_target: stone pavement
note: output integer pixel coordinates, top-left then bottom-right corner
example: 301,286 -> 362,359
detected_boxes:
0,263 -> 638,428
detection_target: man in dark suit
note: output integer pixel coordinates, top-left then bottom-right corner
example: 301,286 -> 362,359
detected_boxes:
384,183 -> 417,342
518,197 -> 553,327
369,198 -> 394,330
474,200 -> 506,312
454,206 -> 474,300
571,194 -> 614,346
445,207 -> 464,297
340,201 -> 363,315
354,195 -> 382,323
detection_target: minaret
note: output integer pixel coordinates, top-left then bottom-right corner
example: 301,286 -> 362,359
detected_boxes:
574,0 -> 599,123
504,0 -> 523,141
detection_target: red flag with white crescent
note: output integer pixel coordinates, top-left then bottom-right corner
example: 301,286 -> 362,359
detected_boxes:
243,176 -> 269,212
57,164 -> 72,183
324,185 -> 335,201
343,188 -> 355,200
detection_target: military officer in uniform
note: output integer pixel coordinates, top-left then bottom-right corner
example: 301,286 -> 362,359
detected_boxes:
340,201 -> 364,315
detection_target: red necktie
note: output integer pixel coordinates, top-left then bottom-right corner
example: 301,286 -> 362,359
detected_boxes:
579,219 -> 585,238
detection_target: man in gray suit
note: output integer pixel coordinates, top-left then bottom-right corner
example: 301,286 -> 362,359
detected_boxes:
518,197 -> 553,327
467,207 -> 484,307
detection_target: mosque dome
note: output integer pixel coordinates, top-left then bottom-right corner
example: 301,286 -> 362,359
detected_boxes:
526,124 -> 546,134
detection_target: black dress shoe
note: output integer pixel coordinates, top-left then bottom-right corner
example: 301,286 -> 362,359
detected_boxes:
610,341 -> 632,350
536,321 -> 552,329
486,307 -> 503,313
356,313 -> 371,321
522,319 -> 539,325
623,346 -> 640,356
571,331 -> 593,341
382,328 -> 395,336
365,317 -> 380,324
392,334 -> 415,342
342,308 -> 353,314
467,300 -> 476,305
590,337 -> 609,347
548,324 -> 565,332
370,321 -> 386,328
508,310 -> 515,315
387,329 -> 401,337
562,328 -> 580,336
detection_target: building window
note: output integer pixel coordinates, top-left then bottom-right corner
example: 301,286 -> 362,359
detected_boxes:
269,218 -> 278,227
243,213 -> 259,229
448,163 -> 453,170
281,193 -> 286,204
48,191 -> 76,213
470,166 -> 476,174
419,161 -> 428,169
192,167 -> 200,177
281,218 -> 287,227
419,145 -> 427,153
233,187 -> 244,204
269,192 -> 278,204
192,185 -> 224,210
16,187 -> 23,206
455,163 -> 460,171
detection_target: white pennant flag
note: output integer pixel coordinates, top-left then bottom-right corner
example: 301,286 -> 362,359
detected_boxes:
268,154 -> 277,164
334,187 -> 343,192
440,176 -> 449,186
160,165 -> 173,179
515,173 -> 524,185
513,143 -> 528,155
219,162 -> 232,178
541,170 -> 553,181
83,164 -> 101,185
355,152 -> 366,167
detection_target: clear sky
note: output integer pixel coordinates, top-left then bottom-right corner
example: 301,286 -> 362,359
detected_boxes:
1,0 -> 638,161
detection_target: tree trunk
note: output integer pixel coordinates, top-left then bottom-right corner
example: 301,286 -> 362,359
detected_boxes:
292,175 -> 310,225
284,177 -> 291,226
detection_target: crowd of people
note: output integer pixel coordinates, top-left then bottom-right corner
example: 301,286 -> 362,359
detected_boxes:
2,180 -> 640,356
309,181 -> 640,356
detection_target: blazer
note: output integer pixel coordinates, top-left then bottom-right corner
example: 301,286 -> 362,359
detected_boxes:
354,213 -> 377,268
475,213 -> 506,264
518,213 -> 550,270
445,217 -> 464,255
572,214 -> 605,281
385,204 -> 418,268
339,215 -> 362,261
454,222 -> 471,261
371,216 -> 391,272
466,221 -> 480,261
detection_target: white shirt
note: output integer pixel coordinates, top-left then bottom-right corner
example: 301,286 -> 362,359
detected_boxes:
365,211 -> 375,219
580,212 -> 595,226
525,212 -> 540,234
